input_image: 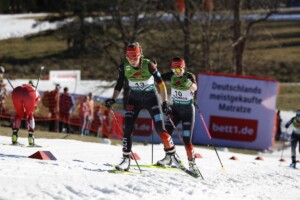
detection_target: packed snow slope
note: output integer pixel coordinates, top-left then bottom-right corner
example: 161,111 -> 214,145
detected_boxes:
0,136 -> 299,200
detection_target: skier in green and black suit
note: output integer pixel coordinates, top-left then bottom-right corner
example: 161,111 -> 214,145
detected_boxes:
285,110 -> 300,169
105,42 -> 180,171
161,57 -> 200,175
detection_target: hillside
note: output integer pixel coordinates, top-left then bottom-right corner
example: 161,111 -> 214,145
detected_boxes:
0,14 -> 299,110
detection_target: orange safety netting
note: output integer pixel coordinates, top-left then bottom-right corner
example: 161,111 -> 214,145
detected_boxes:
0,90 -> 123,139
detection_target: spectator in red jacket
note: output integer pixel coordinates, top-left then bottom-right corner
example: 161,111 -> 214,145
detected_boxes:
59,87 -> 75,133
48,84 -> 60,132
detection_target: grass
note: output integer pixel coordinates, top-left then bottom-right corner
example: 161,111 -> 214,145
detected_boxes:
277,84 -> 300,110
0,19 -> 299,80
0,36 -> 67,59
0,15 -> 297,156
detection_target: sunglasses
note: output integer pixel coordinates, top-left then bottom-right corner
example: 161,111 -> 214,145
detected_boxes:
172,68 -> 183,73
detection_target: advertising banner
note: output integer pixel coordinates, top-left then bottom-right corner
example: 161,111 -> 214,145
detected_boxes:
132,112 -> 183,144
49,70 -> 81,81
193,72 -> 279,150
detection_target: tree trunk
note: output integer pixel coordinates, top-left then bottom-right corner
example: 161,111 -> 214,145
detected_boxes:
233,0 -> 244,75
183,0 -> 191,66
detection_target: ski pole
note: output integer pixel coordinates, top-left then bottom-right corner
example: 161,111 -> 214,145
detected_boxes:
3,74 -> 14,90
167,115 -> 185,145
167,115 -> 204,180
35,66 -> 45,91
279,128 -> 288,164
110,106 -> 142,173
151,127 -> 154,164
0,66 -> 15,90
194,103 -> 225,170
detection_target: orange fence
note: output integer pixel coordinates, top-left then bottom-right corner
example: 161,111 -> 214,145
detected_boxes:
0,90 -> 123,139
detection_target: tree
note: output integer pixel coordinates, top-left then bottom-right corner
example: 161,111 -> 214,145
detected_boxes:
96,0 -> 162,108
158,0 -> 231,73
231,0 -> 277,75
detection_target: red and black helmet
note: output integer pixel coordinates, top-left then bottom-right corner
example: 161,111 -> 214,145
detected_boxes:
171,57 -> 185,69
126,42 -> 142,58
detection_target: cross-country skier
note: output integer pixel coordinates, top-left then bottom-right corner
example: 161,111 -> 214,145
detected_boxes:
285,110 -> 300,168
105,42 -> 179,171
11,83 -> 41,146
161,57 -> 200,175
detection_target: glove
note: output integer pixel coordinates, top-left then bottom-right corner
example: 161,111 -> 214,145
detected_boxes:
162,101 -> 172,115
105,98 -> 115,108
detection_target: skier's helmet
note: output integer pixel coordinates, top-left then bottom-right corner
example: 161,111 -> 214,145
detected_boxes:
126,42 -> 142,62
171,57 -> 185,75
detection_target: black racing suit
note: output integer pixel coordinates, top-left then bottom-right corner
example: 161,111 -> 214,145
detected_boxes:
162,71 -> 197,160
114,59 -> 175,155
285,117 -> 300,164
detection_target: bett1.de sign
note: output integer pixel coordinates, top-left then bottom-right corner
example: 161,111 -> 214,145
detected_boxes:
193,72 -> 279,150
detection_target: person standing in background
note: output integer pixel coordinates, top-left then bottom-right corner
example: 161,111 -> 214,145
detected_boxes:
80,95 -> 91,136
85,92 -> 94,135
59,87 -> 75,133
48,84 -> 60,132
101,106 -> 112,138
95,105 -> 104,137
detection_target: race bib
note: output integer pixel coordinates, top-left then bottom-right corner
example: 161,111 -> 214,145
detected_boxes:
128,76 -> 154,91
171,89 -> 194,104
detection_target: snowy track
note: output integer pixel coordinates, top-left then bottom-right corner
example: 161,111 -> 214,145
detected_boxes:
0,136 -> 299,200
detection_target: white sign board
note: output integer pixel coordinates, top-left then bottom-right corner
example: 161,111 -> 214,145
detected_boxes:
193,73 -> 279,150
49,70 -> 81,81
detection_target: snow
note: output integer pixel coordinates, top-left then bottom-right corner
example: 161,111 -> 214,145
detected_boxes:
0,13 -> 65,40
1,13 -> 300,200
0,13 -> 119,99
0,133 -> 299,200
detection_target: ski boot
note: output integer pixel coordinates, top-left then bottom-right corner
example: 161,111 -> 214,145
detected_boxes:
28,132 -> 35,146
115,153 -> 130,171
12,129 -> 19,145
290,162 -> 296,169
188,158 -> 201,177
157,151 -> 182,167
290,156 -> 297,169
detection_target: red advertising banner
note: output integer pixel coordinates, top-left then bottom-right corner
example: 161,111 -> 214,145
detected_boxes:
133,118 -> 153,136
209,115 -> 258,142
